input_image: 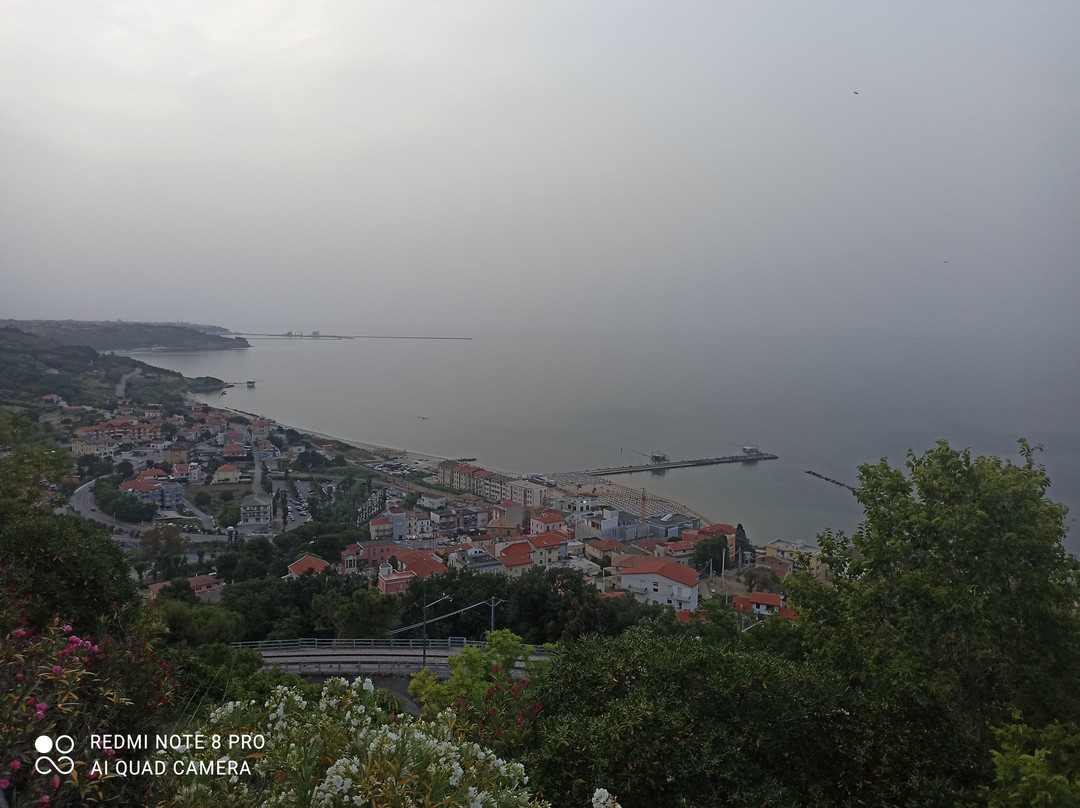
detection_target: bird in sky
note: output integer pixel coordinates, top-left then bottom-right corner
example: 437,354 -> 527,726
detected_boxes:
853,91 -> 859,94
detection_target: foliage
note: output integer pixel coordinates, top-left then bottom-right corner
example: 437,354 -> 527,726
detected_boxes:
978,722 -> 1080,807
737,565 -> 785,593
221,573 -> 372,642
786,440 -> 1080,800
0,595 -> 177,807
692,534 -> 729,574
219,503 -> 241,528
313,587 -> 402,639
162,677 -> 545,808
92,475 -> 157,522
140,524 -> 191,582
527,626 -> 868,808
1,510 -> 139,633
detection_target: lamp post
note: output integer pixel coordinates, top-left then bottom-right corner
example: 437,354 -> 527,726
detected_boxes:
421,591 -> 451,668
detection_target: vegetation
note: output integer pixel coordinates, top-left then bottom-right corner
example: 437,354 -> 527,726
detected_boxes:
0,319 -> 249,351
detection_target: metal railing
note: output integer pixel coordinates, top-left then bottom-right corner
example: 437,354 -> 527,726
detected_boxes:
231,637 -> 486,652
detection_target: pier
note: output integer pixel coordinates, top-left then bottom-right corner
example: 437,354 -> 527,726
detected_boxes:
583,450 -> 778,477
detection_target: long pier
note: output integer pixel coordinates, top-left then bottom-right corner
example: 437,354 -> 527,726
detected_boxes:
584,451 -> 778,476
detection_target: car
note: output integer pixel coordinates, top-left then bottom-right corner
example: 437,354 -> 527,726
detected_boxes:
90,506 -> 96,511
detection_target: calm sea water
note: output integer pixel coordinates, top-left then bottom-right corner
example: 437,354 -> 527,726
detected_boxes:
127,332 -> 1080,555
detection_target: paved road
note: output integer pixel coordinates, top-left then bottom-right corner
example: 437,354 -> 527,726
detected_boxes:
115,369 -> 140,397
70,479 -> 225,545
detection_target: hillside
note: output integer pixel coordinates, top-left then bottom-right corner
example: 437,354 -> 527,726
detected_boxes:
0,327 -> 224,413
0,319 -> 249,351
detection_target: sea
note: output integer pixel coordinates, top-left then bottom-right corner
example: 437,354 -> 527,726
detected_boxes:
126,331 -> 1080,557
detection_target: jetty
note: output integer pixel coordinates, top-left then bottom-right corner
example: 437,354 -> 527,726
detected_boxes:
584,448 -> 777,477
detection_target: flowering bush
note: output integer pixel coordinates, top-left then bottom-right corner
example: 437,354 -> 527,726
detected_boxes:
165,676 -> 548,808
0,594 -> 176,807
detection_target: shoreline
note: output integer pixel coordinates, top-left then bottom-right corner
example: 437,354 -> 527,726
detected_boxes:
197,397 -> 714,524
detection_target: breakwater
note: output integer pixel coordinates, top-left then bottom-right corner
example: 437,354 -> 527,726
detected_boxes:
805,470 -> 857,492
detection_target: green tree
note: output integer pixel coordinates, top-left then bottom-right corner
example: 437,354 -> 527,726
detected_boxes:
787,441 -> 1080,799
194,490 -> 212,508
979,722 -> 1080,807
692,534 -> 729,575
219,503 -> 241,528
140,524 -> 190,582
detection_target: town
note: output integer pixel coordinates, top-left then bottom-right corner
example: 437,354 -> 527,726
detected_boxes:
50,386 -> 821,623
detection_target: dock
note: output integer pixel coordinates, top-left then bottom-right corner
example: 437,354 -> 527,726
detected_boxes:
583,450 -> 778,477
805,470 -> 856,492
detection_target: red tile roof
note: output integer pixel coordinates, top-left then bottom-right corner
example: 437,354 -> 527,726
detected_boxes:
587,539 -> 622,552
535,510 -> 565,524
500,542 -> 534,567
395,548 -> 446,578
217,464 -> 238,472
620,559 -> 700,588
529,530 -> 570,549
288,555 -> 329,576
750,592 -> 783,608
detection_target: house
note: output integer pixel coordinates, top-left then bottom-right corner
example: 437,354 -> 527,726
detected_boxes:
500,541 -> 535,578
369,516 -> 393,541
146,574 -> 224,603
584,539 -> 623,561
406,509 -> 432,536
620,559 -> 700,612
732,592 -> 798,620
655,539 -> 696,565
340,541 -> 396,574
377,563 -> 417,595
240,493 -> 272,525
223,441 -> 248,460
527,530 -> 570,565
447,546 -> 502,574
285,555 -> 330,579
420,493 -> 447,510
530,509 -> 566,534
487,517 -> 518,539
213,464 -> 240,484
395,548 -> 446,579
172,463 -> 201,483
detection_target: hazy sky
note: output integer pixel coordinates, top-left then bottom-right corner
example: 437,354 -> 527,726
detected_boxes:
2,1 -> 1078,337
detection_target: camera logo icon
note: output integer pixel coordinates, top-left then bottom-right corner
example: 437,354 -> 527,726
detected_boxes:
34,735 -> 75,775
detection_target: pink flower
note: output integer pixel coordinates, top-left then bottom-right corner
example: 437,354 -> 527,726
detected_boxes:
53,666 -> 62,675
105,749 -> 115,757
0,779 -> 9,789
88,771 -> 99,781
40,797 -> 50,805
62,625 -> 72,633
15,674 -> 23,681
10,761 -> 21,771
90,645 -> 99,653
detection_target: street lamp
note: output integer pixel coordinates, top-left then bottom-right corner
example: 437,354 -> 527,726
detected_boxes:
421,592 -> 451,668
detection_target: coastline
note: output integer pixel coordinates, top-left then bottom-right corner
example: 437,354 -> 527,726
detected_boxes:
197,397 -> 714,523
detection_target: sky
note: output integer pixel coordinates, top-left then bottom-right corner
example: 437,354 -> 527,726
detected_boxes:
1,1 -> 1078,338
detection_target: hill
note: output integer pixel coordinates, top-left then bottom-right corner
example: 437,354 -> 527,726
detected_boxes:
0,319 -> 249,351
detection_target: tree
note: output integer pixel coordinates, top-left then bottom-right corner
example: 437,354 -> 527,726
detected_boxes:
193,490 -> 211,508
692,535 -> 729,575
140,524 -> 190,581
786,441 -> 1080,798
219,504 -> 241,528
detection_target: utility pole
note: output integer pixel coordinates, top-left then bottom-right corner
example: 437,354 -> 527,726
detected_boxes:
488,597 -> 506,633
421,588 -> 451,668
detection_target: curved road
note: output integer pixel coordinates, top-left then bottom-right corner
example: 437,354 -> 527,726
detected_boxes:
115,369 -> 140,397
70,479 -> 223,545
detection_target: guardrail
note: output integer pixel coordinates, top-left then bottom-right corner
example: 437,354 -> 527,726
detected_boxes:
231,637 -> 486,652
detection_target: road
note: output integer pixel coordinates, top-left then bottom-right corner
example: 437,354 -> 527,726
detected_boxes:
70,479 -> 225,545
115,369 -> 140,397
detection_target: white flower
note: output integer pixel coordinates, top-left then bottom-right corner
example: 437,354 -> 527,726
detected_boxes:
362,678 -> 375,693
592,787 -> 622,808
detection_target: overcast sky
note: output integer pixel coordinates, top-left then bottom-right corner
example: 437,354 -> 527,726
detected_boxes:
1,1 -> 1078,337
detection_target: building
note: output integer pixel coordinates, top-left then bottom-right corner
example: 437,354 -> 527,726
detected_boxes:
500,541 -> 535,578
620,559 -> 700,612
285,555 -> 330,579
369,517 -> 394,542
340,540 -> 396,574
213,464 -> 240,484
159,482 -> 186,511
146,574 -> 224,603
240,493 -> 272,525
530,509 -> 566,534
